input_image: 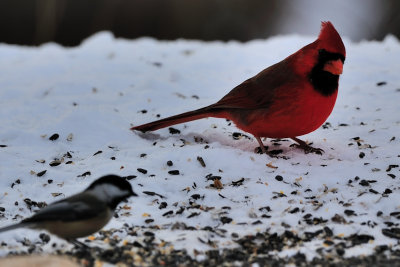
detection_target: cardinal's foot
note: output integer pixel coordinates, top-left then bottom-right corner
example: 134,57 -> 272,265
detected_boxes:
290,137 -> 324,155
254,136 -> 269,154
255,146 -> 269,154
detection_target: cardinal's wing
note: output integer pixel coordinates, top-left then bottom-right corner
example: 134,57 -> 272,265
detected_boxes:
212,60 -> 297,110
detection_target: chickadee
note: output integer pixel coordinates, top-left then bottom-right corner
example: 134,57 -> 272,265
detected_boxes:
0,174 -> 137,245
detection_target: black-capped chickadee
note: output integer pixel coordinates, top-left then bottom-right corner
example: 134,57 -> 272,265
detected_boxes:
0,174 -> 137,245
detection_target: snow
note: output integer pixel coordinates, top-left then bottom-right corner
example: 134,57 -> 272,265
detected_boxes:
0,31 -> 400,261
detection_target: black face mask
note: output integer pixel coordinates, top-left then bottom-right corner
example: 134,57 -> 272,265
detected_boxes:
310,49 -> 345,96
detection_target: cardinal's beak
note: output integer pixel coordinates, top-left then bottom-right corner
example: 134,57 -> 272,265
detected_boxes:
323,59 -> 343,75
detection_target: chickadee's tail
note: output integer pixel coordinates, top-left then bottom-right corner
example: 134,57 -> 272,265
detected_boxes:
131,106 -> 218,133
0,223 -> 29,233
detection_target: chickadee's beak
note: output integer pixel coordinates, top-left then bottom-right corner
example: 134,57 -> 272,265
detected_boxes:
323,59 -> 343,75
131,191 -> 138,197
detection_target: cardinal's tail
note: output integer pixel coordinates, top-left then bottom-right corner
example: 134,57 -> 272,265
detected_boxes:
131,106 -> 219,132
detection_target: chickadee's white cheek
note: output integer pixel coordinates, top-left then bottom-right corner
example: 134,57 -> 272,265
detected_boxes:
92,184 -> 128,200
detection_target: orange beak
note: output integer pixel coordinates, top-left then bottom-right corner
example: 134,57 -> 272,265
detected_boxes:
323,59 -> 343,75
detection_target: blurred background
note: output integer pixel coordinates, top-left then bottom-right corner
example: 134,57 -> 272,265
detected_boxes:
0,0 -> 399,47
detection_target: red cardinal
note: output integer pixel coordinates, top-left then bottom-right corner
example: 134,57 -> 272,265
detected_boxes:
131,21 -> 346,155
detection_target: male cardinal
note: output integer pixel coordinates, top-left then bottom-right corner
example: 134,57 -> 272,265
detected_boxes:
131,21 -> 345,155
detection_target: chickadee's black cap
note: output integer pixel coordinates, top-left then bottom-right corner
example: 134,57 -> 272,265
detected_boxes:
86,174 -> 137,196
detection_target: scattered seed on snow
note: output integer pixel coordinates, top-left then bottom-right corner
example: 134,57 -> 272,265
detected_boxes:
331,214 -> 347,224
369,189 -> 379,194
77,171 -> 91,177
289,207 -> 300,214
49,160 -> 62,167
205,174 -> 221,181
123,175 -> 137,180
187,212 -> 200,218
159,202 -> 167,209
37,170 -> 47,177
382,228 -> 400,239
344,210 -> 356,216
137,168 -> 147,174
93,150 -> 102,156
162,210 -> 173,217
389,212 -> 400,218
213,179 -> 223,189
66,133 -> 73,141
324,226 -> 333,237
259,206 -> 271,212
376,81 -> 387,86
232,132 -> 242,140
24,198 -> 46,209
48,133 -> 59,141
266,162 -> 278,169
142,191 -> 165,199
191,194 -> 201,200
169,127 -> 180,134
231,178 -> 244,186
347,234 -> 374,246
197,156 -> 206,167
386,164 -> 399,172
384,188 -> 393,194
220,217 -> 232,224
11,179 -> 21,188
272,192 -> 287,198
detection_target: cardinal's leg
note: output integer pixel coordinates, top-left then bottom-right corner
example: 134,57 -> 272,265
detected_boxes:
291,137 -> 324,155
255,136 -> 268,154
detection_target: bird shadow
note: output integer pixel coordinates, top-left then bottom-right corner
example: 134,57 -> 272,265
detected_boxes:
133,129 -> 293,158
134,131 -> 167,142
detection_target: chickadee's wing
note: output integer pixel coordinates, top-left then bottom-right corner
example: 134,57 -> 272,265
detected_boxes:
23,193 -> 107,223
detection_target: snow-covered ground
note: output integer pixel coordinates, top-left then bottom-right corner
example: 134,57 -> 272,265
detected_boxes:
0,32 -> 400,261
